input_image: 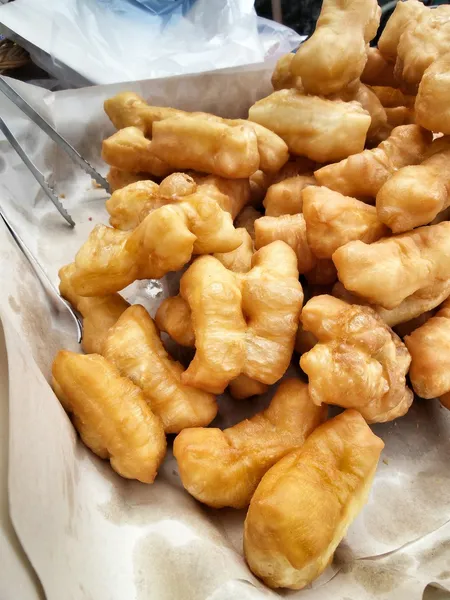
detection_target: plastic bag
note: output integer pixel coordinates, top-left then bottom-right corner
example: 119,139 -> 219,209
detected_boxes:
0,0 -> 302,86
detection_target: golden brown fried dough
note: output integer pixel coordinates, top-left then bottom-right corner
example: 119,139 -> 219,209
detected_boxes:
105,92 -> 289,175
180,242 -> 303,393
416,54 -> 450,134
314,125 -> 432,200
214,227 -> 254,273
174,378 -> 326,509
228,375 -> 269,400
303,186 -> 389,259
244,409 -> 384,590
396,4 -> 450,91
106,180 -> 162,230
107,167 -> 154,192
192,174 -> 251,219
405,299 -> 450,398
52,351 -> 166,483
102,127 -> 173,176
271,53 -> 302,91
377,136 -> 450,232
104,305 -> 217,433
385,106 -> 416,127
263,175 -> 316,216
300,295 -> 413,422
248,89 -> 371,163
68,175 -> 242,297
361,47 -> 398,87
154,297 -> 268,399
378,0 -> 427,63
58,264 -> 129,355
333,222 -> 450,309
151,116 -> 260,178
248,170 -> 274,205
290,0 -> 380,96
254,214 -> 316,274
332,279 -> 450,328
155,295 -> 195,348
370,86 -> 415,108
180,256 -> 247,393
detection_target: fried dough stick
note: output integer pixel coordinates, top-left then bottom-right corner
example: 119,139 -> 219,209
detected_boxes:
314,125 -> 432,200
333,222 -> 450,309
290,0 -> 381,96
52,352 -> 166,483
174,379 -> 326,509
300,295 -> 413,423
244,410 -> 384,590
377,137 -> 450,233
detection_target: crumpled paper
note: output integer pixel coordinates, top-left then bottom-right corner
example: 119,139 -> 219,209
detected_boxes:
0,68 -> 449,600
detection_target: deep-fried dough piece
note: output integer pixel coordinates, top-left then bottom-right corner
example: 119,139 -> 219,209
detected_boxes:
385,106 -> 416,127
416,54 -> 450,134
377,137 -> 450,232
151,116 -> 260,178
52,351 -> 166,483
273,157 -> 318,182
272,53 -> 302,91
264,175 -> 316,216
303,186 -> 388,258
378,0 -> 427,63
107,173 -> 251,230
248,89 -> 371,163
174,378 -> 326,509
180,256 -> 247,393
244,409 -> 384,590
154,297 -> 268,400
104,305 -> 217,433
106,180 -> 162,230
361,47 -> 398,87
68,178 -> 242,297
105,92 -> 289,175
255,214 -> 316,274
102,127 -> 173,176
370,86 -> 415,108
107,167 -> 154,192
396,4 -> 450,90
333,222 -> 450,309
214,228 -> 253,273
192,174 -> 251,219
300,295 -> 413,422
228,375 -> 269,400
180,242 -> 303,393
332,279 -> 450,328
155,295 -> 195,348
404,299 -> 450,398
290,0 -> 380,96
315,125 -> 432,200
59,264 -> 129,354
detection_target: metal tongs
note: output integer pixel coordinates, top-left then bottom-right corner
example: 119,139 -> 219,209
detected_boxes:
0,75 -> 111,227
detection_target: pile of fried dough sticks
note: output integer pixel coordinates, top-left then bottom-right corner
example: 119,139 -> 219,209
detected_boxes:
51,0 -> 450,590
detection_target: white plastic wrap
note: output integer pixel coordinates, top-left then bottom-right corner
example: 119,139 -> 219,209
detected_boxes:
0,69 -> 450,599
0,0 -> 302,87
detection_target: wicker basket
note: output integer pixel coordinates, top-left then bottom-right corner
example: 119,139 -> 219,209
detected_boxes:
0,38 -> 30,73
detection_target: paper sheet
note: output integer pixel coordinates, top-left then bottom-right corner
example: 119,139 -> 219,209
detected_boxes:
0,68 -> 449,600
